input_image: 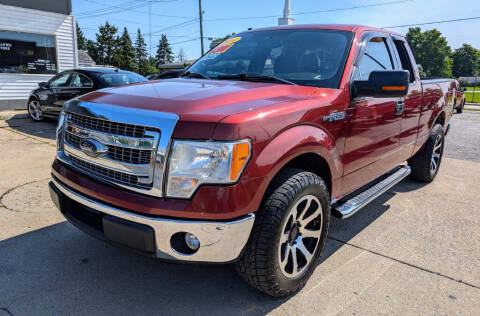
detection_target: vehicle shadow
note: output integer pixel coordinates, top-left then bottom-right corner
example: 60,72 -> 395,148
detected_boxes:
324,177 -> 429,261
0,178 -> 425,315
4,115 -> 57,141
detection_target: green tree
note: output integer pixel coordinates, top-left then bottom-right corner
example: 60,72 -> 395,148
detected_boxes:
452,44 -> 480,78
146,57 -> 159,75
86,39 -> 100,64
155,34 -> 174,65
134,29 -> 149,75
406,27 -> 452,78
95,22 -> 118,66
113,27 -> 136,71
76,23 -> 87,50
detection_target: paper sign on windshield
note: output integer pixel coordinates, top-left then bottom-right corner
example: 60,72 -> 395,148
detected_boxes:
209,37 -> 242,55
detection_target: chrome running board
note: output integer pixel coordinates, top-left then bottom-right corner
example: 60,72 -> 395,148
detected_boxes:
333,166 -> 411,219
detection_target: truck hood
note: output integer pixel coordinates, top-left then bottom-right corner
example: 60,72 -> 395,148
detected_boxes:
79,78 -> 329,121
78,78 -> 341,139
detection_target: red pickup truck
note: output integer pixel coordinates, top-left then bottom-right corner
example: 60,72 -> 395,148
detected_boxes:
49,25 -> 456,297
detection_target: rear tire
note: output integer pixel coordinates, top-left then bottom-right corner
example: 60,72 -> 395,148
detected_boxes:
235,168 -> 330,297
408,124 -> 445,182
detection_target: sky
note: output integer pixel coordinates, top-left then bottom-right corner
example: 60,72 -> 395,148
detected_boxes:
72,0 -> 480,61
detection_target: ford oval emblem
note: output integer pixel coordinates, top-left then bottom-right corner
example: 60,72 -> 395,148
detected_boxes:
79,138 -> 107,158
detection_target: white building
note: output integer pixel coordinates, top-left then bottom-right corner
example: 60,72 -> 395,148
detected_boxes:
0,0 -> 78,110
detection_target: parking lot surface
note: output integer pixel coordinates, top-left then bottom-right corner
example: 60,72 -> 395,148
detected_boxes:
1,112 -> 479,315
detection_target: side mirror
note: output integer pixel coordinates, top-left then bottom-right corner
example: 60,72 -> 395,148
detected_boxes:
38,82 -> 47,88
353,70 -> 410,98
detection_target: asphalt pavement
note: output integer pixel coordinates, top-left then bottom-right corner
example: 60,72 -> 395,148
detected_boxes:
0,112 -> 479,315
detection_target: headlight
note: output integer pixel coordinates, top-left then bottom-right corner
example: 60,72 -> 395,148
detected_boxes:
166,140 -> 251,198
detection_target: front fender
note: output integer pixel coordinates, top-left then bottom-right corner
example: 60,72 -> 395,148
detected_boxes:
253,125 -> 341,180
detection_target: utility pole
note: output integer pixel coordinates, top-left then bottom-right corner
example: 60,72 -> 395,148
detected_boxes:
149,0 -> 152,57
198,0 -> 204,55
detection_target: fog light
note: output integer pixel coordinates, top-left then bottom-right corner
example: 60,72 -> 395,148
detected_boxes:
184,232 -> 200,251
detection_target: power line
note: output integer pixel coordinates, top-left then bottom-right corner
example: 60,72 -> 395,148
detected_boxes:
203,0 -> 413,21
383,16 -> 480,28
77,0 -> 183,19
77,0 -> 148,17
170,38 -> 200,45
81,27 -> 196,38
148,18 -> 199,36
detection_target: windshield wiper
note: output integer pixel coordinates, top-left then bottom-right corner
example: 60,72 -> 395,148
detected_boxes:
181,71 -> 210,79
217,73 -> 297,85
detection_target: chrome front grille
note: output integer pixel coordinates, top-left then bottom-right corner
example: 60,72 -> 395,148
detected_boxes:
57,100 -> 179,197
70,112 -> 147,138
69,155 -> 148,188
107,145 -> 151,165
65,132 -> 152,165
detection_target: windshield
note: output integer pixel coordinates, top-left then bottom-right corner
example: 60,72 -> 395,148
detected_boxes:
98,72 -> 147,87
188,29 -> 353,88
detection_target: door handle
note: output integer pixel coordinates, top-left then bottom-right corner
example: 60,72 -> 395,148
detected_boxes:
395,99 -> 404,115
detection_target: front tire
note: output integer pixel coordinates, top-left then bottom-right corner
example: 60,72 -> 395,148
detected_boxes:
408,124 -> 445,182
28,99 -> 44,121
235,168 -> 330,297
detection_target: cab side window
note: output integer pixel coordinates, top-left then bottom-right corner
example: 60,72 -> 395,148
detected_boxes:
393,40 -> 415,83
49,73 -> 71,88
357,37 -> 394,80
70,72 -> 94,88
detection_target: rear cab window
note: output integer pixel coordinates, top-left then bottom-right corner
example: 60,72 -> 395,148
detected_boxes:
392,39 -> 416,83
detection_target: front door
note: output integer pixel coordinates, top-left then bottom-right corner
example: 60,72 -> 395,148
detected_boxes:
342,34 -> 403,195
46,72 -> 73,108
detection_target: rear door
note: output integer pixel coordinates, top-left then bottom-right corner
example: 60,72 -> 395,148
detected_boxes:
390,36 -> 423,161
342,33 -> 403,194
54,72 -> 94,106
68,72 -> 95,98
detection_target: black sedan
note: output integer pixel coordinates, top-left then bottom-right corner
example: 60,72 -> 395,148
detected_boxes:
27,67 -> 147,121
146,69 -> 184,80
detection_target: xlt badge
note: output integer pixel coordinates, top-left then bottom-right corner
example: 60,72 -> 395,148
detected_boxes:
323,111 -> 346,122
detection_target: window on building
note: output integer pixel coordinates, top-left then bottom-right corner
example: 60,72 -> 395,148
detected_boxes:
0,30 -> 57,74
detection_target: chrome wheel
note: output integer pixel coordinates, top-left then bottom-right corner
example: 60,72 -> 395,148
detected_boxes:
431,134 -> 443,173
278,194 -> 323,278
28,100 -> 43,121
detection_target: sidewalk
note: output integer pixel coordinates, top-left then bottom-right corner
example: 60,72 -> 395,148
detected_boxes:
465,103 -> 480,111
0,110 -> 29,120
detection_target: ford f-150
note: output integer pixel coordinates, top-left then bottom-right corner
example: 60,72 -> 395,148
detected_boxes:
49,25 -> 456,297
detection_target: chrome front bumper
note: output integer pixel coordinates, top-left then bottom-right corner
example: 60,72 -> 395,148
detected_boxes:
50,178 -> 255,263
